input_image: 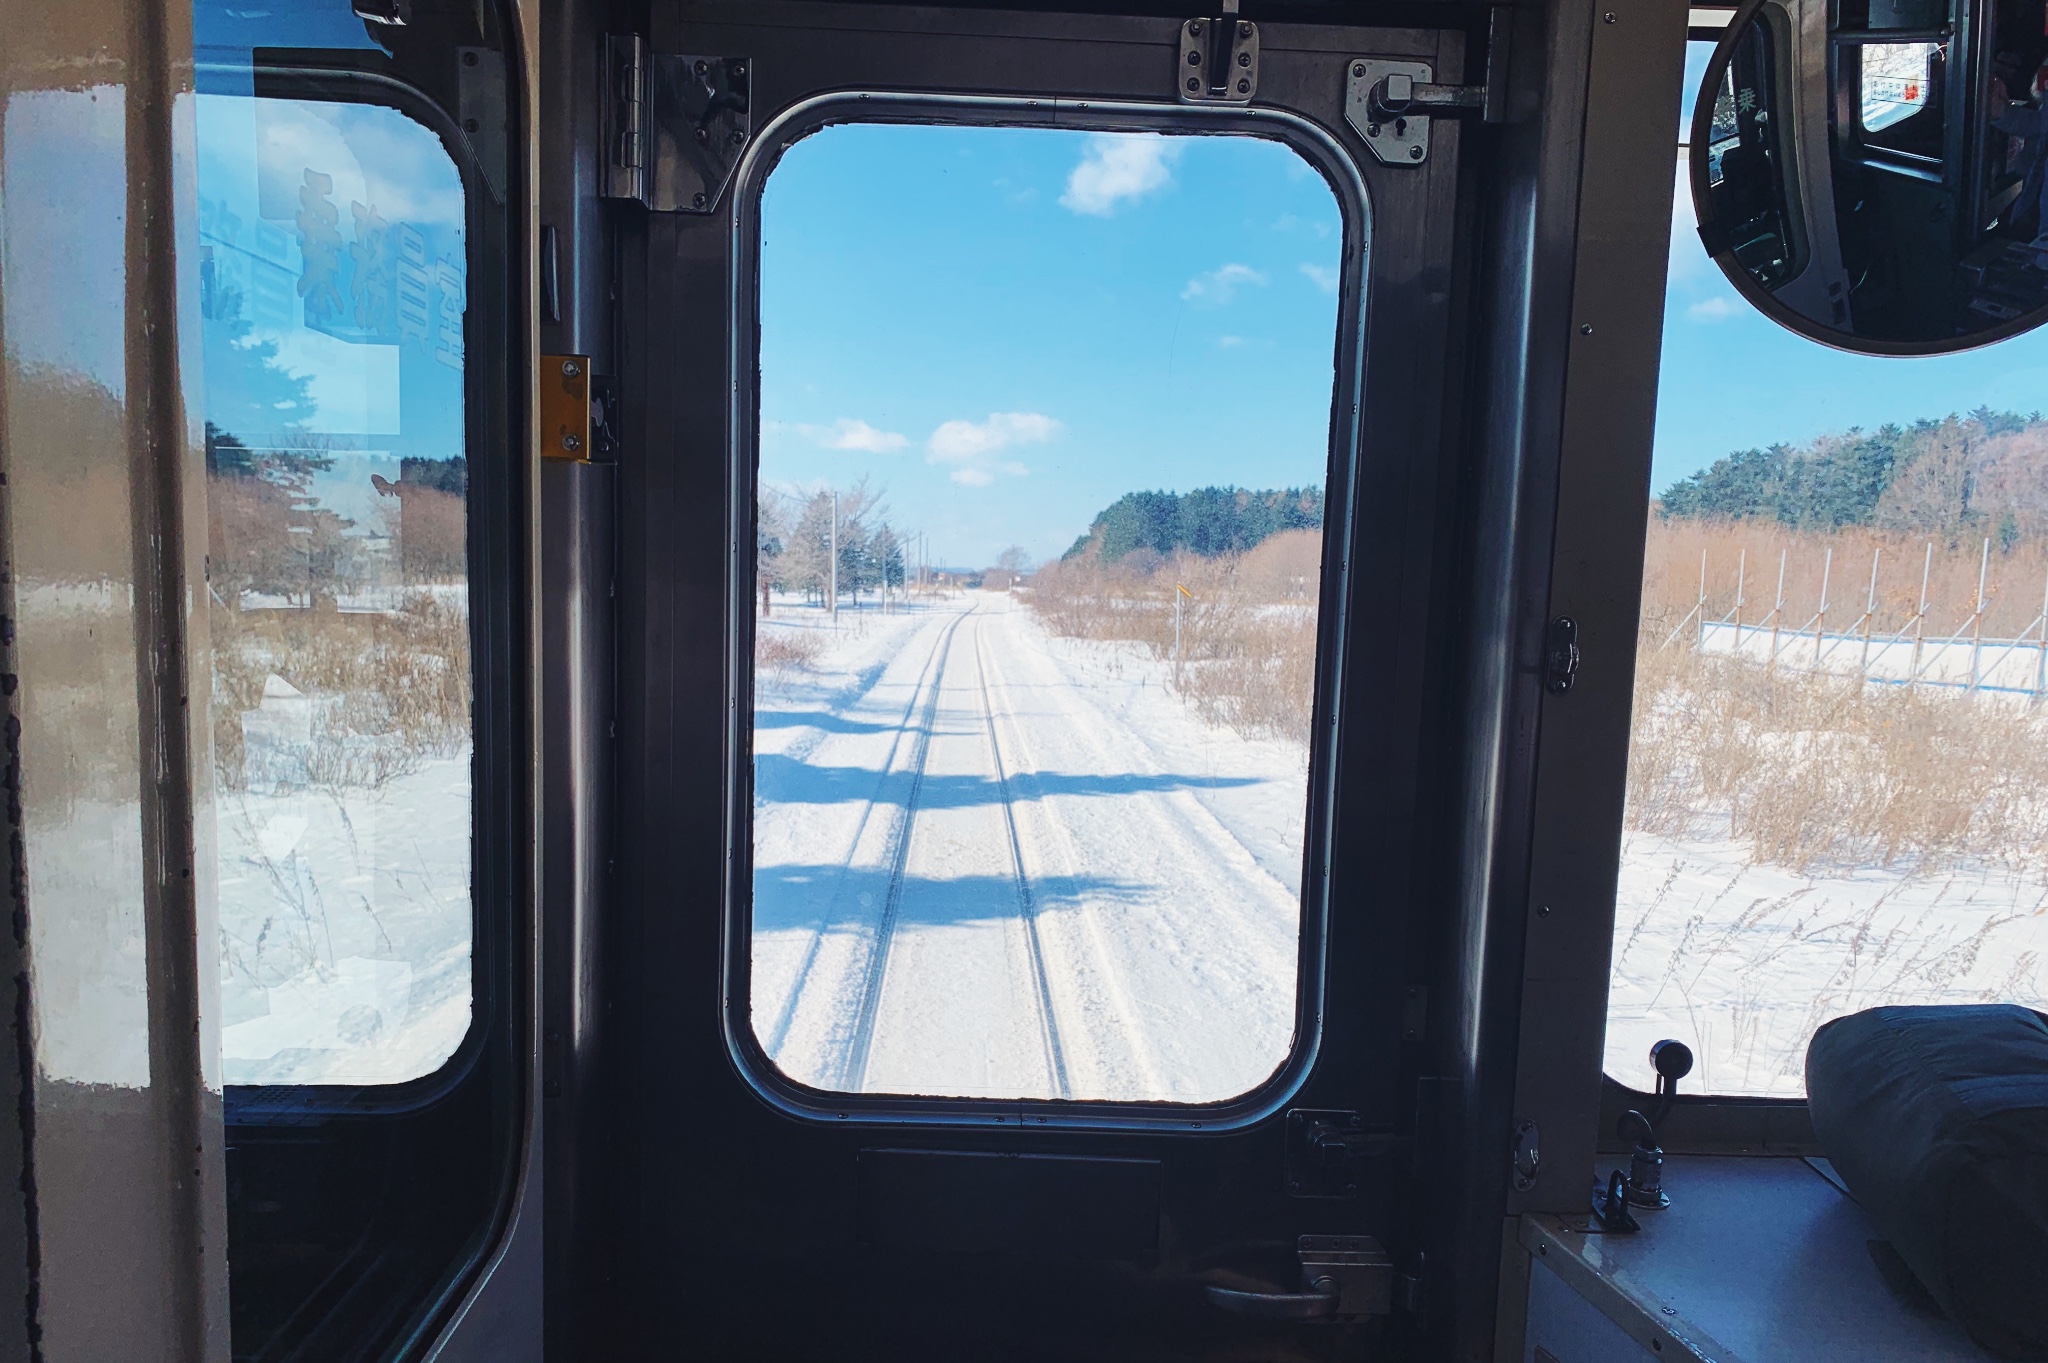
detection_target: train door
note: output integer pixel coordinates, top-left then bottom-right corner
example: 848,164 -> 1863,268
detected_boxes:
561,4 -> 1481,1359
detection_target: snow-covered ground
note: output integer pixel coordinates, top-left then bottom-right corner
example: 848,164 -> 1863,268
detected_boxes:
217,749 -> 472,1085
1608,830 -> 2048,1096
751,591 -> 1311,1104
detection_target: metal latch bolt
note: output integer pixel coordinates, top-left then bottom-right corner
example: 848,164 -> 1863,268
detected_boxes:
1178,0 -> 1258,104
1345,8 -> 1512,165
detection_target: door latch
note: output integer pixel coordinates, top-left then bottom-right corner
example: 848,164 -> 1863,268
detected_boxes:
1345,8 -> 1511,165
1286,1108 -> 1397,1198
1204,1235 -> 1393,1319
1177,0 -> 1258,104
1545,616 -> 1580,695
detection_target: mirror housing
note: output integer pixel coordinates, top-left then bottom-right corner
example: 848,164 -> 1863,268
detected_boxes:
1693,0 -> 2048,352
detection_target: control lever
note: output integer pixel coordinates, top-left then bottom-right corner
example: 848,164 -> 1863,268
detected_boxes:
1592,1039 -> 1693,1227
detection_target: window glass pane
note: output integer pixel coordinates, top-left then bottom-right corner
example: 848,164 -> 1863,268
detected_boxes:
1859,41 -> 1938,133
1611,44 -> 2048,1094
750,126 -> 1344,1104
197,92 -> 473,1084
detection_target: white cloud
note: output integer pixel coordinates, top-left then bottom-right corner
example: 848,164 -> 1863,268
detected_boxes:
1061,134 -> 1179,216
791,417 -> 908,452
927,412 -> 1059,486
1182,263 -> 1266,305
1686,296 -> 1740,322
1299,262 -> 1340,295
1217,335 -> 1245,348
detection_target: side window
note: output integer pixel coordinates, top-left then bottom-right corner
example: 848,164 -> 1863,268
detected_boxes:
1853,40 -> 1948,157
746,124 -> 1349,1106
1609,40 -> 2048,1096
1857,41 -> 1938,134
197,91 -> 473,1084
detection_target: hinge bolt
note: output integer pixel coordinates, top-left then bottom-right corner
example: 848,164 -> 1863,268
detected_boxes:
1353,62 -> 1367,77
562,434 -> 582,452
561,359 -> 581,377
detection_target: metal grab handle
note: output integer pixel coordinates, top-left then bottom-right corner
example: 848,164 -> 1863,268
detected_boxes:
1203,1275 -> 1340,1319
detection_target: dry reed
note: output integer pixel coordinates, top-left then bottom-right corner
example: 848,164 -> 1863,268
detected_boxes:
1627,517 -> 2048,875
1027,530 -> 1322,743
212,592 -> 473,791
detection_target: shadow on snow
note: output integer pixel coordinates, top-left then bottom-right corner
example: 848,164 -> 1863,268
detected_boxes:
752,753 -> 1261,811
751,863 -> 1154,935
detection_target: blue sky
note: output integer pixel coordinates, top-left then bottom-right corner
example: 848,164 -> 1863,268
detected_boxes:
762,61 -> 2048,565
758,126 -> 1345,568
1652,42 -> 2048,493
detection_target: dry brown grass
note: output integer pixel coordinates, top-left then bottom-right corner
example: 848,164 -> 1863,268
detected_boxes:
1028,530 -> 1322,743
211,593 -> 473,791
755,627 -> 826,689
1628,517 -> 2048,874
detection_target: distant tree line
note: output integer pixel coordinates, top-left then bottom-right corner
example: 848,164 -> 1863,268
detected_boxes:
207,422 -> 467,605
1658,407 -> 2048,546
1064,486 -> 1324,564
758,480 -> 907,614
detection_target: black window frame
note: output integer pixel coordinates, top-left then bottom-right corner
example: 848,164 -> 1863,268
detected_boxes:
192,15 -> 534,1361
197,54 -> 514,1121
720,92 -> 1373,1133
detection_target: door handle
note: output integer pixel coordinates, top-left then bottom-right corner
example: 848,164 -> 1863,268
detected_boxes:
1203,1276 -> 1340,1319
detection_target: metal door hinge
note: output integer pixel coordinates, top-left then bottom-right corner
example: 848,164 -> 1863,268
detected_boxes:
1346,8 -> 1511,165
603,34 -> 650,205
648,56 -> 752,213
1178,0 -> 1258,104
603,42 -> 755,214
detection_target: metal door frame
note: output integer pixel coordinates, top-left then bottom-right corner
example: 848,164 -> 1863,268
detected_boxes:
592,3 -> 1473,1357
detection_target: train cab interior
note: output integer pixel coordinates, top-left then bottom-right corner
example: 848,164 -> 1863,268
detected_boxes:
4,0 -> 2048,1359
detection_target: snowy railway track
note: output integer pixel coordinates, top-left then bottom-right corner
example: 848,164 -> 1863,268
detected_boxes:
840,605 -> 1071,1097
760,607 -> 971,1060
971,618 -> 1071,1099
835,609 -> 971,1090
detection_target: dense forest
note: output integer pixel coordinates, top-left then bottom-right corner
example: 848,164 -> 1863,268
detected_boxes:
1658,407 -> 2048,542
1063,486 -> 1324,563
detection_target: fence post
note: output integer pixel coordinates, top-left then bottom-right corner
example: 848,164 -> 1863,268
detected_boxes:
1815,545 -> 1832,673
1861,547 -> 1880,685
1696,549 -> 1707,652
1970,536 -> 1989,692
1767,548 -> 1786,671
1734,548 -> 1746,651
1911,541 -> 1931,688
2038,563 -> 2048,703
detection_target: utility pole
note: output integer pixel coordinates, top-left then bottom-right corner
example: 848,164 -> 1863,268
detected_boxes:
829,490 -> 838,621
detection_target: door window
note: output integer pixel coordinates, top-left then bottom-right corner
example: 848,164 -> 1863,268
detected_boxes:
196,91 -> 474,1085
748,124 -> 1349,1105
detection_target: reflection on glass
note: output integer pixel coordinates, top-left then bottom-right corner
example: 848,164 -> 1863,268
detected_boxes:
1611,126 -> 2048,1095
196,95 -> 473,1085
748,126 -> 1344,1104
1860,42 -> 1937,133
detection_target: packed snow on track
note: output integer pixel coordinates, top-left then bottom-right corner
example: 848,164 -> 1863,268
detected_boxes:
750,590 -> 1311,1104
